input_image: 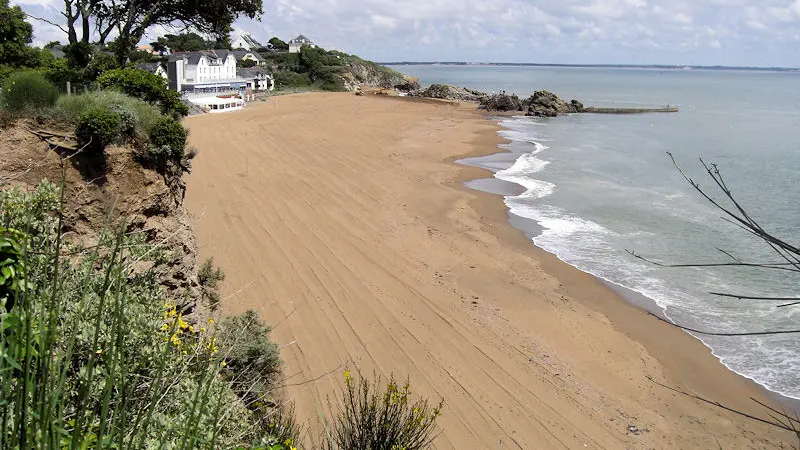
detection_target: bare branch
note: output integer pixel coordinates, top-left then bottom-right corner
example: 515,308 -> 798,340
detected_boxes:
709,293 -> 800,302
648,313 -> 800,336
24,13 -> 69,34
647,377 -> 800,433
626,250 -> 799,273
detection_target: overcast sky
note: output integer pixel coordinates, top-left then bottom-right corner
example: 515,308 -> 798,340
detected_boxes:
12,0 -> 800,67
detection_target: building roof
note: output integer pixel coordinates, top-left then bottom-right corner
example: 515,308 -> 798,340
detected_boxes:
237,67 -> 271,79
169,50 -> 236,65
136,62 -> 164,73
229,49 -> 265,62
237,33 -> 262,48
289,34 -> 314,44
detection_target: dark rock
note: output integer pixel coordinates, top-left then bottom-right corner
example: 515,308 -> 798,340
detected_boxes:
410,84 -> 488,102
479,93 -> 522,111
522,90 -> 583,117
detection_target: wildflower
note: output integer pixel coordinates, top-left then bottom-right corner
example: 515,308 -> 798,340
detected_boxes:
177,317 -> 189,330
170,334 -> 181,347
207,317 -> 215,324
344,369 -> 352,385
188,325 -> 195,333
220,360 -> 227,368
160,323 -> 169,332
95,349 -> 103,355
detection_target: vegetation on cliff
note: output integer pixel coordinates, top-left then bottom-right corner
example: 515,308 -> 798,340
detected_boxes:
261,44 -> 418,93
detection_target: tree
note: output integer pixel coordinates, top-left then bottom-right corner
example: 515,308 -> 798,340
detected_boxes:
239,58 -> 257,68
29,0 -> 263,65
156,33 -> 213,53
0,0 -> 39,68
268,37 -> 288,51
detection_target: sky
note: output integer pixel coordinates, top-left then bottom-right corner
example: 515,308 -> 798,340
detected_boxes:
12,0 -> 800,67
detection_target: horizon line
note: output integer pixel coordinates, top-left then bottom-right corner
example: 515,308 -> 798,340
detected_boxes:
379,62 -> 800,71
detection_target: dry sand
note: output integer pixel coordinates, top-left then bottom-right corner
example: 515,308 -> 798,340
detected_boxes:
185,92 -> 792,449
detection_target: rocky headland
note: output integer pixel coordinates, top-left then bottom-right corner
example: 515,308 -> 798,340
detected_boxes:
410,84 -> 584,117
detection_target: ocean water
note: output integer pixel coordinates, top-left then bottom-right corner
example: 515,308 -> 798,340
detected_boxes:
390,64 -> 800,400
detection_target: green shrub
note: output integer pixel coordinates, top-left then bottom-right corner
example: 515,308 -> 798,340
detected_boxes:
143,115 -> 188,169
216,310 -> 282,396
0,182 -> 296,448
0,70 -> 59,113
323,372 -> 443,450
75,107 -> 121,153
274,71 -> 312,90
96,68 -> 188,117
198,257 -> 225,311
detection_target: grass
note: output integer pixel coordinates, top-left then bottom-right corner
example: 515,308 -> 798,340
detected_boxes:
55,90 -> 162,137
0,180 -> 297,449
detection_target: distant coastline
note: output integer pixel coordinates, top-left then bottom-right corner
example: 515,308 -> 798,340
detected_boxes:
382,61 -> 800,73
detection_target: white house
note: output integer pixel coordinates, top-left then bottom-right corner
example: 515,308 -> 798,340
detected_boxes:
238,67 -> 275,92
166,50 -> 274,113
288,34 -> 315,53
232,33 -> 262,50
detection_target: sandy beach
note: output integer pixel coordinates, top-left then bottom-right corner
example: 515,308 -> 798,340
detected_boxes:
184,92 -> 792,449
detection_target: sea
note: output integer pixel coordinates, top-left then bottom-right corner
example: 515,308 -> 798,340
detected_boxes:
388,64 -> 800,401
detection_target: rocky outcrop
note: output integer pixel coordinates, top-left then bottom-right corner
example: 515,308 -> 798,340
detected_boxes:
410,84 -> 488,102
339,60 -> 420,92
479,93 -> 523,111
522,91 -> 584,117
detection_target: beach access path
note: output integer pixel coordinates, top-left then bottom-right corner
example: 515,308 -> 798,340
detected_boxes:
185,92 -> 791,449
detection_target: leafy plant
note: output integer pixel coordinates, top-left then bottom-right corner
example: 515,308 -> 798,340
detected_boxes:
198,257 -> 225,311
323,371 -> 443,450
75,107 -> 122,153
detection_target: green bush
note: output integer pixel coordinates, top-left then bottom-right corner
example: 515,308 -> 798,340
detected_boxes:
0,182 -> 296,448
144,115 -> 188,169
0,70 -> 59,113
323,372 -> 443,450
76,107 -> 121,153
274,71 -> 312,90
96,68 -> 188,117
198,257 -> 225,311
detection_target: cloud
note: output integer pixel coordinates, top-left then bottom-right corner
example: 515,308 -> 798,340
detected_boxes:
11,0 -> 800,66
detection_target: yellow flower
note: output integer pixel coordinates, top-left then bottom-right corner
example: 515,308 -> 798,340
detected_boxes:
170,334 -> 181,347
95,349 -> 103,355
220,360 -> 227,368
160,323 -> 169,332
207,317 -> 215,324
284,438 -> 293,446
177,317 -> 189,330
188,325 -> 195,333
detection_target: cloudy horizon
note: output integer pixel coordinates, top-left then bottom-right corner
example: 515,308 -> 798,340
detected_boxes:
11,0 -> 800,68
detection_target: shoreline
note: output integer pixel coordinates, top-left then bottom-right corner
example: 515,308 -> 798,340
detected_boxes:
184,92 -> 794,448
444,104 -> 799,411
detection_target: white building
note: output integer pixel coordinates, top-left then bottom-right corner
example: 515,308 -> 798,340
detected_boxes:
232,33 -> 262,51
288,34 -> 315,53
166,50 -> 274,113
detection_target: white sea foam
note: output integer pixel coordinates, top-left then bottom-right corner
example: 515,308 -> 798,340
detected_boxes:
482,118 -> 800,398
